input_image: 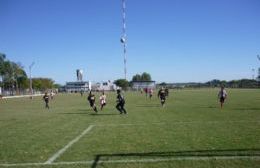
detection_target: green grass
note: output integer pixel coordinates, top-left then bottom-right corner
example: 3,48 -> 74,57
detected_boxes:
0,89 -> 260,168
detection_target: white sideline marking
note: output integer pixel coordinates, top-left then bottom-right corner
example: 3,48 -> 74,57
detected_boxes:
44,125 -> 94,164
1,121 -> 259,167
2,94 -> 44,99
94,122 -> 165,127
1,156 -> 260,167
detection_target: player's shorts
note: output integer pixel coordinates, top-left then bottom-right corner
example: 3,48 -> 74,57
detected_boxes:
161,98 -> 166,102
89,101 -> 95,107
220,97 -> 225,103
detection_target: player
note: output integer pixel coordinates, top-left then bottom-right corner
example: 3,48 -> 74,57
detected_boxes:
80,90 -> 84,97
99,91 -> 106,111
50,90 -> 54,99
144,88 -> 148,97
149,88 -> 153,99
116,89 -> 127,114
218,86 -> 228,108
43,92 -> 50,109
158,87 -> 166,107
87,91 -> 98,112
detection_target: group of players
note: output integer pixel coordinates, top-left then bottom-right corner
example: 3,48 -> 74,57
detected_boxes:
87,89 -> 127,114
42,86 -> 228,112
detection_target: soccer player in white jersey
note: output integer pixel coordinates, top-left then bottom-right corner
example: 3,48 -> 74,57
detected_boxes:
99,91 -> 107,111
218,86 -> 228,108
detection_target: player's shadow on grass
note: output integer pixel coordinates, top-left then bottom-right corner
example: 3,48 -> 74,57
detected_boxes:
136,104 -> 160,108
91,148 -> 260,168
232,107 -> 260,111
59,112 -> 91,115
199,105 -> 217,109
88,113 -> 119,116
58,109 -> 93,115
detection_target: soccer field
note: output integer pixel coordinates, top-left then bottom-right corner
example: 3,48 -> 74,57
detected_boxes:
0,89 -> 260,168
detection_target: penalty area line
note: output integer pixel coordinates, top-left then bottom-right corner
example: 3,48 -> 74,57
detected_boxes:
44,124 -> 94,164
1,156 -> 260,167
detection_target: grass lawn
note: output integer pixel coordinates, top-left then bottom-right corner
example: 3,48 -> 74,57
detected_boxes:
0,88 -> 260,168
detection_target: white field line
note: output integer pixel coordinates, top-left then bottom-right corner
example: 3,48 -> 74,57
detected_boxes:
1,156 -> 260,167
1,94 -> 44,99
44,125 -> 94,164
94,122 -> 166,127
1,121 -> 259,167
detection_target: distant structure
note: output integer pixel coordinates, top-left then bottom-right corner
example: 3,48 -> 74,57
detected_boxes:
64,69 -> 91,93
258,68 -> 260,81
91,80 -> 117,91
76,69 -> 83,81
132,81 -> 156,90
65,81 -> 91,93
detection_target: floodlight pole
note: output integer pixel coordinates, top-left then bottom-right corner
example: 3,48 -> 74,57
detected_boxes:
252,68 -> 255,80
257,55 -> 260,87
29,62 -> 35,99
121,0 -> 127,80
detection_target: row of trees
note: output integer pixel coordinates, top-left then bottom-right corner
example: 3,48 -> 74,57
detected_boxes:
0,53 -> 56,95
159,79 -> 259,89
114,72 -> 152,90
0,53 -> 28,93
204,79 -> 259,88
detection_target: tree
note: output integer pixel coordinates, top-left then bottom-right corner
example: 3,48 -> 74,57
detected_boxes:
131,72 -> 152,81
114,79 -> 129,90
132,74 -> 141,81
141,72 -> 151,81
32,78 -> 54,91
0,53 -> 6,75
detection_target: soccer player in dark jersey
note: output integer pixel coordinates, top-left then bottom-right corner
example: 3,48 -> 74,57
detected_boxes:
148,88 -> 153,99
116,89 -> 127,114
80,90 -> 84,97
158,87 -> 166,107
43,92 -> 50,109
87,91 -> 98,112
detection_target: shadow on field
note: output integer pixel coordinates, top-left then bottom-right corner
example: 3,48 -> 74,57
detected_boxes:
89,113 -> 119,116
136,104 -> 160,108
91,149 -> 260,168
58,112 -> 91,115
58,109 -> 93,115
232,107 -> 260,111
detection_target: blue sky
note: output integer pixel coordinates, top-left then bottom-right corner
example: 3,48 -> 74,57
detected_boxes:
0,0 -> 260,84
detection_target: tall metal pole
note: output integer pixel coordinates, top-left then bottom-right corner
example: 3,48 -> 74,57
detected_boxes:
121,0 -> 127,80
257,55 -> 260,87
29,62 -> 35,98
252,68 -> 255,80
257,55 -> 260,80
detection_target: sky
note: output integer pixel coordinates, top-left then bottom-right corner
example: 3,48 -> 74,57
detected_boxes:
0,0 -> 260,84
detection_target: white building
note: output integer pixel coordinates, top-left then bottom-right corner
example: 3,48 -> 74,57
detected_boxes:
132,81 -> 156,90
65,81 -> 91,93
91,80 -> 117,91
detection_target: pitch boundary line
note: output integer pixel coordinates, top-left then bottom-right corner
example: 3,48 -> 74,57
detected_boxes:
1,121 -> 259,167
44,125 -> 94,164
1,156 -> 260,167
